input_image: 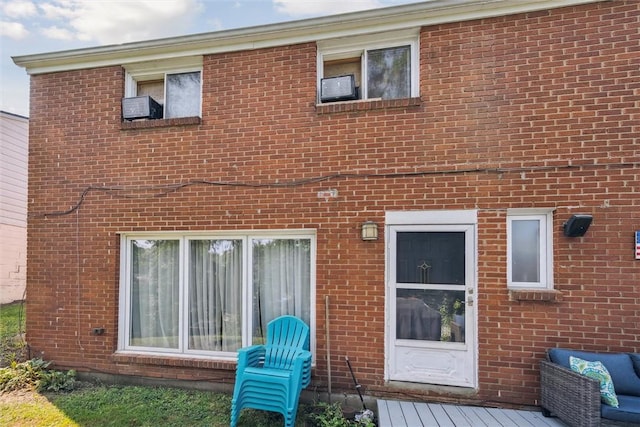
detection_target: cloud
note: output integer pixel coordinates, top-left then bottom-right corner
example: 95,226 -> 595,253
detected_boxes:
39,2 -> 76,21
7,0 -> 205,45
273,0 -> 383,17
63,0 -> 205,44
0,20 -> 29,39
2,0 -> 37,18
41,25 -> 74,41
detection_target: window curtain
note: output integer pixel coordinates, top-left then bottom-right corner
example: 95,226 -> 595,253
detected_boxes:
252,239 -> 311,344
188,240 -> 243,352
131,240 -> 180,348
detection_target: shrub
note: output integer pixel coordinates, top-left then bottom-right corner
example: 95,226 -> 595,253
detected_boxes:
0,358 -> 76,393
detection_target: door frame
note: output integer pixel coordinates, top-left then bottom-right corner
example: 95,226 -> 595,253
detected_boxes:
384,210 -> 478,388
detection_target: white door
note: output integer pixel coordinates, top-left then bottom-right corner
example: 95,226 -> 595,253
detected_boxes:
386,211 -> 477,388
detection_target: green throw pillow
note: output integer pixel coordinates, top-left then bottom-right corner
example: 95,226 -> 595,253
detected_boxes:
569,356 -> 619,407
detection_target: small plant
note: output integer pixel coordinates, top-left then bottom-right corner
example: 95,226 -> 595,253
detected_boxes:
438,296 -> 451,321
308,402 -> 351,427
453,299 -> 465,315
0,358 -> 76,393
0,335 -> 27,366
306,402 -> 376,427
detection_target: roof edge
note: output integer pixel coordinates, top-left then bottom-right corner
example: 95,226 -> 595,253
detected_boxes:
12,0 -> 605,75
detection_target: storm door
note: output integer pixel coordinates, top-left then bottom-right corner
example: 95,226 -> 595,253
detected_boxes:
386,211 -> 476,388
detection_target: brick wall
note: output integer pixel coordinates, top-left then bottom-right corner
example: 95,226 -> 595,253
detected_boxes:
26,1 -> 639,406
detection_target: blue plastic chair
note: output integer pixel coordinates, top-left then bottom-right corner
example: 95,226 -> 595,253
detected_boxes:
230,315 -> 312,427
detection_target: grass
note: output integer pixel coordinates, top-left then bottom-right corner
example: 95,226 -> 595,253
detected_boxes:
0,301 -> 27,366
0,302 -> 361,427
1,383 -> 300,426
0,391 -> 78,427
0,302 -> 26,339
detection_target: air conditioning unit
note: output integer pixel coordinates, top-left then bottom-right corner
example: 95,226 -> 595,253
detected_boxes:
320,74 -> 358,103
122,96 -> 163,120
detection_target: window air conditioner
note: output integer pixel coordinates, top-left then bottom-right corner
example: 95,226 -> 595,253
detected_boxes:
122,96 -> 163,120
320,74 -> 358,102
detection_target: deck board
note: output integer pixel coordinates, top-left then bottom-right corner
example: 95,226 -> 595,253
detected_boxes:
376,399 -> 567,427
442,404 -> 474,425
399,401 -> 425,427
385,400 -> 406,426
425,404 -> 455,427
377,400 -> 394,427
481,407 -> 520,426
413,402 -> 439,426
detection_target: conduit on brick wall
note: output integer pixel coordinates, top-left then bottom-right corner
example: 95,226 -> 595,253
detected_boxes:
28,161 -> 640,219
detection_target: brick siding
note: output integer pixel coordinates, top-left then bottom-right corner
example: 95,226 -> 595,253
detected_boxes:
26,1 -> 639,406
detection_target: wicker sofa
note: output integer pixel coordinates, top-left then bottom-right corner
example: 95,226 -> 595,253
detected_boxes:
540,348 -> 640,427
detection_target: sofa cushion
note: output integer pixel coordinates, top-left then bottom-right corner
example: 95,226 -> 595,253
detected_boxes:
601,395 -> 640,424
570,356 -> 619,407
549,348 -> 640,397
630,353 -> 640,378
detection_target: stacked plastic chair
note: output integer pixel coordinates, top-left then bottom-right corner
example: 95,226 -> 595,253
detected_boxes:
230,315 -> 312,427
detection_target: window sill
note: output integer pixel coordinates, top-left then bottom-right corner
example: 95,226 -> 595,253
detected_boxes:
121,116 -> 201,130
111,352 -> 236,370
316,97 -> 421,114
509,289 -> 563,302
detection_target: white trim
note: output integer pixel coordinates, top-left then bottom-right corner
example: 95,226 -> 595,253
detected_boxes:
317,28 -> 420,53
317,29 -> 420,101
13,0 -> 604,75
385,215 -> 478,387
506,207 -> 556,215
123,56 -> 203,76
117,230 -> 317,360
124,61 -> 203,119
506,209 -> 554,289
116,229 -> 315,237
117,234 -> 127,351
386,209 -> 478,225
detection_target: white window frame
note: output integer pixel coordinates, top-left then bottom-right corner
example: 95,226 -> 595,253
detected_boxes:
507,208 -> 554,289
316,28 -> 420,103
123,56 -> 203,119
117,230 -> 316,361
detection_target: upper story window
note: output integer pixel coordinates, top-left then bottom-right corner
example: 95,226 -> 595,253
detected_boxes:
507,209 -> 554,290
317,29 -> 419,104
123,56 -> 202,120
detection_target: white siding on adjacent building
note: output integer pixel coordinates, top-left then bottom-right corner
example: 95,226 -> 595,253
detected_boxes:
0,111 -> 28,304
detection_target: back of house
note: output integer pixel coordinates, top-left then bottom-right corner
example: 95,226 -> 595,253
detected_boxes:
12,0 -> 639,408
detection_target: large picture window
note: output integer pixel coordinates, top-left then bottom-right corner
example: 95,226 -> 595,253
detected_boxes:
119,232 -> 315,358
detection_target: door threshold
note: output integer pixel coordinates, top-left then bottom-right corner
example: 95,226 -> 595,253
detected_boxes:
385,380 -> 478,396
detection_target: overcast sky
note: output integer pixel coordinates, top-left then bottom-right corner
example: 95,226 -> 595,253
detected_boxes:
1,0 -> 419,117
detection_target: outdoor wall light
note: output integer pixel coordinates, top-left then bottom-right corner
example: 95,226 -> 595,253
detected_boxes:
563,214 -> 593,237
361,221 -> 379,241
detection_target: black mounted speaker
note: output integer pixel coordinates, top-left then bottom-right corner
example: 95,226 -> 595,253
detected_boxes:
563,214 -> 593,237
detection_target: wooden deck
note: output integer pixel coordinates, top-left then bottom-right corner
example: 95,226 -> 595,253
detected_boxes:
376,399 -> 567,427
